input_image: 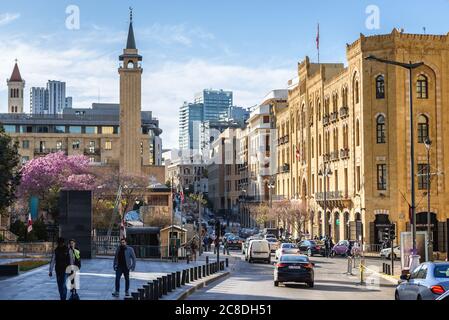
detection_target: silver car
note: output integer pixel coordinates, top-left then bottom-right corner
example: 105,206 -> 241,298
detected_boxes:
395,262 -> 449,300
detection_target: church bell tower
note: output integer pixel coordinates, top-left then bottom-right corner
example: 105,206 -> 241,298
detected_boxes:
7,61 -> 25,114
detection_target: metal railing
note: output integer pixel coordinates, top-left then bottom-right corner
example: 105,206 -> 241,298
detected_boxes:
339,106 -> 349,118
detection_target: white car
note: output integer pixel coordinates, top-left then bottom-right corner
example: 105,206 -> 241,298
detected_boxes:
380,246 -> 401,259
245,239 -> 271,264
275,243 -> 300,260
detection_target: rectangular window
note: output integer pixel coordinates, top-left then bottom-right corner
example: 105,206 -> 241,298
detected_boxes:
89,157 -> 95,163
69,126 -> 82,134
356,166 -> 361,192
85,126 -> 98,134
104,141 -> 112,150
56,141 -> 63,151
102,126 -> 114,134
4,125 -> 16,133
377,164 -> 387,190
37,126 -> 49,133
344,168 -> 348,198
418,164 -> 429,190
89,141 -> 96,153
72,140 -> 80,150
54,126 -> 65,133
22,140 -> 30,149
263,116 -> 270,124
334,170 -> 338,192
21,156 -> 29,165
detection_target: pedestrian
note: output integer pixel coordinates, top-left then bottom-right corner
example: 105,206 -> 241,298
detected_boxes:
67,239 -> 81,300
190,238 -> 197,261
49,237 -> 70,300
112,238 -> 136,298
223,237 -> 230,255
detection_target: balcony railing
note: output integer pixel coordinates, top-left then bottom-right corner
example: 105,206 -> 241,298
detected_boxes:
84,148 -> 101,155
315,191 -> 345,201
322,114 -> 330,126
330,150 -> 339,161
34,148 -> 67,155
278,163 -> 290,174
340,148 -> 350,159
330,111 -> 338,122
339,106 -> 349,118
322,153 -> 331,162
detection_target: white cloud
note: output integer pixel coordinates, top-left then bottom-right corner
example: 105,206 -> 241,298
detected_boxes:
0,13 -> 20,26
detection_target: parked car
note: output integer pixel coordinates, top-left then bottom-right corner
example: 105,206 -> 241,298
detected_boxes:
380,246 -> 401,259
298,240 -> 326,257
223,233 -> 235,241
246,239 -> 271,264
266,237 -> 280,252
227,235 -> 244,250
274,254 -> 315,287
275,243 -> 300,260
331,240 -> 350,257
395,262 -> 449,300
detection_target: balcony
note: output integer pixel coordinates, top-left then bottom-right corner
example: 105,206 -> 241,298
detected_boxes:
314,190 -> 351,210
322,114 -> 330,126
322,153 -> 331,162
330,111 -> 338,122
34,148 -> 67,155
278,163 -> 290,174
330,150 -> 339,161
340,148 -> 350,159
84,148 -> 101,155
339,106 -> 349,118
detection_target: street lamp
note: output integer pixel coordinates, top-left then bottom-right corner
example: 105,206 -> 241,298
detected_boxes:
318,164 -> 332,238
424,138 -> 432,261
365,55 -> 424,267
267,178 -> 276,230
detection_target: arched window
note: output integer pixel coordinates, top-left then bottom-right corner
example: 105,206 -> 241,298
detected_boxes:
127,61 -> 135,69
418,115 -> 429,143
355,80 -> 360,104
376,115 -> 386,144
376,75 -> 385,99
356,119 -> 360,146
417,75 -> 428,99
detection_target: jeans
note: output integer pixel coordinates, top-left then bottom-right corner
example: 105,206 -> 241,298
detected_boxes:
115,267 -> 130,293
56,272 -> 67,300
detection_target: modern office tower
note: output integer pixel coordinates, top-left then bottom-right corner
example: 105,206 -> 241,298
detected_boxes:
65,97 -> 73,109
194,89 -> 233,122
229,106 -> 250,126
47,81 -> 67,114
30,87 -> 49,114
178,102 -> 203,150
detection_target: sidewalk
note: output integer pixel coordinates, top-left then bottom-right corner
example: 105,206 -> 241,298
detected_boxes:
0,251 -> 237,300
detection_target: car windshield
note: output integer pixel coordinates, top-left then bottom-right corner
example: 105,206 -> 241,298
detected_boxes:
434,265 -> 449,278
338,241 -> 349,246
280,255 -> 309,263
281,243 -> 298,249
267,238 -> 277,242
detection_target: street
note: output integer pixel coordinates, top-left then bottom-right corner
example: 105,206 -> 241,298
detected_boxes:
187,252 -> 397,300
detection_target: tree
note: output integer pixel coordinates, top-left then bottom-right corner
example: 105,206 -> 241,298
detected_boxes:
274,200 -> 309,238
17,152 -> 95,220
0,125 -> 21,218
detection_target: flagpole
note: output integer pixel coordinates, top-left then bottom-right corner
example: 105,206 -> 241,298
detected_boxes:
317,23 -> 320,64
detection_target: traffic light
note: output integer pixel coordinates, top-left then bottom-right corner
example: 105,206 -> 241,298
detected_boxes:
382,228 -> 390,241
389,224 -> 396,240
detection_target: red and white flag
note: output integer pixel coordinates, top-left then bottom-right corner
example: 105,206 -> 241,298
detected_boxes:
296,146 -> 301,161
27,213 -> 33,233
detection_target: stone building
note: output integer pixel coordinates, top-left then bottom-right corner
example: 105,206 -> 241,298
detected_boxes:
276,29 -> 449,256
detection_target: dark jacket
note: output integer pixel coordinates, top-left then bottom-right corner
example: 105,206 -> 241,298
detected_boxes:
49,246 -> 70,274
113,245 -> 136,271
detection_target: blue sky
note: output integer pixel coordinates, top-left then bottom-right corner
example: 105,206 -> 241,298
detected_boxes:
1,0 -> 449,148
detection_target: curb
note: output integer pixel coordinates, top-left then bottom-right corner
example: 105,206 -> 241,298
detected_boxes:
363,265 -> 400,285
174,271 -> 231,300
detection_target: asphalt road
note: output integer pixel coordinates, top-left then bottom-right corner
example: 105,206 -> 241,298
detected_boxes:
187,252 -> 397,300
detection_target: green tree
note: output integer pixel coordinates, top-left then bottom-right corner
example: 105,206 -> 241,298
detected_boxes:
0,125 -> 21,218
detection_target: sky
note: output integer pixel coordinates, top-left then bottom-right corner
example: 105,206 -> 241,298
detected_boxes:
1,0 -> 449,148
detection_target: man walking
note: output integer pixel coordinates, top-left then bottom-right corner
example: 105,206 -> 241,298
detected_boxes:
67,239 -> 81,299
112,238 -> 136,298
49,237 -> 70,300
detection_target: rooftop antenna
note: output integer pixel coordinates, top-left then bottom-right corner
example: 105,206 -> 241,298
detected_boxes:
129,6 -> 133,23
423,27 -> 426,34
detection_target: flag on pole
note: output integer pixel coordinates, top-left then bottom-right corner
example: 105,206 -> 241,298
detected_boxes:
316,23 -> 320,63
27,213 -> 33,233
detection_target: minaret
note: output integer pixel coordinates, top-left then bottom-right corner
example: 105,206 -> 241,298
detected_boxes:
119,8 -> 143,175
7,61 -> 25,114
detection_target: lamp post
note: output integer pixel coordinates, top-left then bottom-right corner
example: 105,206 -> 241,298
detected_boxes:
318,163 -> 332,237
424,138 -> 432,261
365,55 -> 424,266
268,178 -> 275,230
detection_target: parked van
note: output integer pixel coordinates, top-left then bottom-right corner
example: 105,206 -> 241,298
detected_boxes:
246,239 -> 271,264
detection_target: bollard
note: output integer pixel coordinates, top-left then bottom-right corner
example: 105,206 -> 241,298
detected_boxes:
157,277 -> 163,298
185,269 -> 190,283
198,266 -> 202,278
138,288 -> 145,300
172,272 -> 176,290
206,256 -> 209,264
131,292 -> 139,300
187,255 -> 190,264
167,274 -> 173,292
221,261 -> 225,270
143,285 -> 150,300
225,258 -> 229,268
194,267 -> 198,280
162,275 -> 168,295
153,279 -> 159,300
148,282 -> 154,300
202,265 -> 206,277
176,271 -> 181,287
207,263 -> 210,275
190,268 -> 194,281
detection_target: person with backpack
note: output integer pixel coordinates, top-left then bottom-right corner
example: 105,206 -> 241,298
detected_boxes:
49,237 -> 70,300
112,238 -> 136,298
68,239 -> 81,300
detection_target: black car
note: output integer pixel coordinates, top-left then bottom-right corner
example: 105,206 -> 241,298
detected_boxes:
274,254 -> 315,287
298,240 -> 326,257
226,236 -> 244,250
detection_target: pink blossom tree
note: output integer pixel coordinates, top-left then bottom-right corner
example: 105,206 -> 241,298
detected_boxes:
17,152 -> 95,219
